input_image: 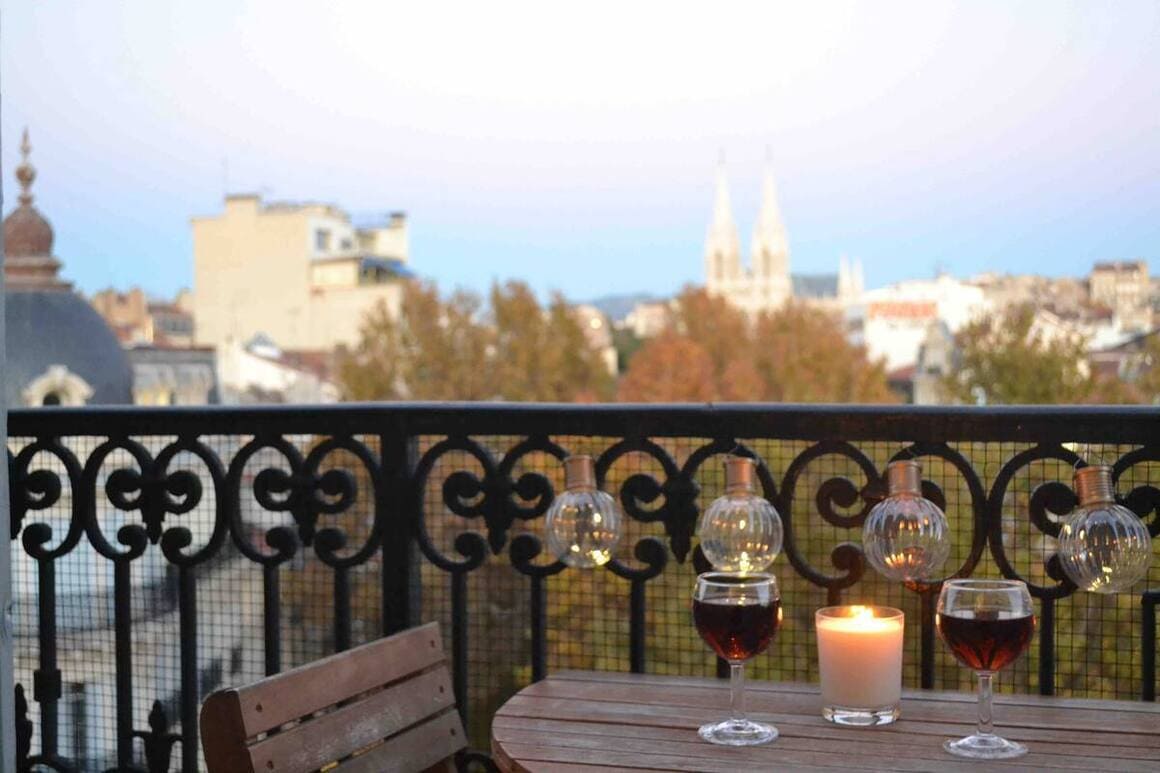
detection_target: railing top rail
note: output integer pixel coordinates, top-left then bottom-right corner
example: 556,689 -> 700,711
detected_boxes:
8,402 -> 1160,444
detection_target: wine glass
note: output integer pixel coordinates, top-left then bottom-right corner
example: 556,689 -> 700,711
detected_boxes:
692,572 -> 781,746
936,579 -> 1036,759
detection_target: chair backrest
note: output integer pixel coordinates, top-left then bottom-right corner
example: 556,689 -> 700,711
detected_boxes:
200,622 -> 465,773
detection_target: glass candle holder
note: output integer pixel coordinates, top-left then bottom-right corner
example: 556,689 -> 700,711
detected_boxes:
815,605 -> 904,726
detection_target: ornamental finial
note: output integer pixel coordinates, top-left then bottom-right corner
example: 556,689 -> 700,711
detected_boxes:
16,127 -> 36,205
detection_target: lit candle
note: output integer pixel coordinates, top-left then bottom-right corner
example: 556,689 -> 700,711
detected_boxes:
815,605 -> 904,726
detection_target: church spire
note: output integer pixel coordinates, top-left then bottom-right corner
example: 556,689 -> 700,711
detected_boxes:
751,150 -> 789,279
704,153 -> 740,292
711,151 -> 735,231
838,254 -> 851,299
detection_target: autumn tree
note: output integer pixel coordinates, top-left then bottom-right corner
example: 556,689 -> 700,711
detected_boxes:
490,281 -> 548,401
542,293 -> 615,402
618,287 -> 895,403
489,283 -> 614,402
671,287 -> 751,377
338,280 -> 494,400
338,279 -> 613,402
753,302 -> 896,402
617,331 -> 717,401
942,305 -> 1098,405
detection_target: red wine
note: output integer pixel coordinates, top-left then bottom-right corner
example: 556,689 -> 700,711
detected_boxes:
693,598 -> 780,661
937,613 -> 1035,672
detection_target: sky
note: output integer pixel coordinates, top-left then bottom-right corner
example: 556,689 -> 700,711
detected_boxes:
2,1 -> 1158,303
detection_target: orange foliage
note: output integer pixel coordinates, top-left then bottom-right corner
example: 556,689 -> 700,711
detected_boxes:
618,287 -> 896,403
617,331 -> 717,402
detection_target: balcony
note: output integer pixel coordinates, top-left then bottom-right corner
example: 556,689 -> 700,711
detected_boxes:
8,402 -> 1160,772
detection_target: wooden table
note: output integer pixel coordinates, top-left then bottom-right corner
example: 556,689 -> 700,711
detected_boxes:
491,671 -> 1160,772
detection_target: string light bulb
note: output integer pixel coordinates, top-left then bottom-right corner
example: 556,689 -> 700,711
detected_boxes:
862,460 -> 950,583
545,455 -> 622,568
697,456 -> 783,572
1058,465 -> 1152,594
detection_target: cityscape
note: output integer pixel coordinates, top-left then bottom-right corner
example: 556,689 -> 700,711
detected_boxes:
3,130 -> 1156,411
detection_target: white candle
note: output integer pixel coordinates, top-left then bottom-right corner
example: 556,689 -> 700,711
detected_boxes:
816,605 -> 904,725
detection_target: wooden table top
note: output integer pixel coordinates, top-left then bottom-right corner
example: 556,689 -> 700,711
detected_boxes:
491,671 -> 1160,772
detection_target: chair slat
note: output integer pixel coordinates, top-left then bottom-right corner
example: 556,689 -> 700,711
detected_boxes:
335,710 -> 465,773
235,621 -> 444,735
201,622 -> 462,773
246,666 -> 455,773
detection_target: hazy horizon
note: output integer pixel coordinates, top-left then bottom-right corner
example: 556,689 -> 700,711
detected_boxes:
2,1 -> 1158,302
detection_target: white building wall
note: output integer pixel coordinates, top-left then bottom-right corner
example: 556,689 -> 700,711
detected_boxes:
218,339 -> 339,404
852,275 -> 990,371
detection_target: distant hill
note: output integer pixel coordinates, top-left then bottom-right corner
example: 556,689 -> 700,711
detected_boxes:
792,273 -> 839,299
583,277 -> 838,320
580,293 -> 664,323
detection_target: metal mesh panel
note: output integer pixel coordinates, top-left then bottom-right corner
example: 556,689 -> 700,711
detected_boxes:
9,424 -> 1160,770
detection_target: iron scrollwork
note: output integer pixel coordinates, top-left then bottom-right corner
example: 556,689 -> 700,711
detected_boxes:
7,406 -> 1160,772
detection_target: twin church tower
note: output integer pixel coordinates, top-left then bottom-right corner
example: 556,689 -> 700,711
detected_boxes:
704,157 -> 863,316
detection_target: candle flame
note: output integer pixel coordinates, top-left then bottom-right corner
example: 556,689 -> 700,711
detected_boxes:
848,605 -> 875,621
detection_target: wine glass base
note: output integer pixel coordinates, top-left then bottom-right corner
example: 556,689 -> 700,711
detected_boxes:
823,704 -> 900,726
944,733 -> 1027,759
698,718 -> 778,746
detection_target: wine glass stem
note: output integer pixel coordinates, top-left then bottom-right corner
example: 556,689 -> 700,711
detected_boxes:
976,671 -> 994,737
730,661 -> 746,722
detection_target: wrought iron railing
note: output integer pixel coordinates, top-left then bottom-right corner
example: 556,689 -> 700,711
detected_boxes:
8,403 -> 1160,772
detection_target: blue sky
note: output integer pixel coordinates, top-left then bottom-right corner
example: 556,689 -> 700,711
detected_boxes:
2,1 -> 1158,302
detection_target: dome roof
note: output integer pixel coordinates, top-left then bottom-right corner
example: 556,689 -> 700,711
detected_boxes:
3,128 -> 55,258
5,290 -> 134,406
3,203 -> 54,256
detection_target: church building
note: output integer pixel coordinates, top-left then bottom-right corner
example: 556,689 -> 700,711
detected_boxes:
704,158 -> 863,316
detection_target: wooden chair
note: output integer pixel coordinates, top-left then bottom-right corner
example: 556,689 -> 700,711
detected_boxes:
200,622 -> 465,772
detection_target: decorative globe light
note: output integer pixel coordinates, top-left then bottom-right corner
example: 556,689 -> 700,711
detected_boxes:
862,460 -> 950,583
697,456 -> 783,572
545,455 -> 622,568
1058,465 -> 1152,594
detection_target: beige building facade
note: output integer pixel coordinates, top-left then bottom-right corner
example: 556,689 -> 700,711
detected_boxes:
1090,260 -> 1148,309
192,195 -> 409,352
1089,260 -> 1151,331
90,287 -> 195,346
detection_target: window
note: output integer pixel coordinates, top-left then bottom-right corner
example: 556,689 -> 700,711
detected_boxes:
23,365 -> 94,406
315,228 -> 331,251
